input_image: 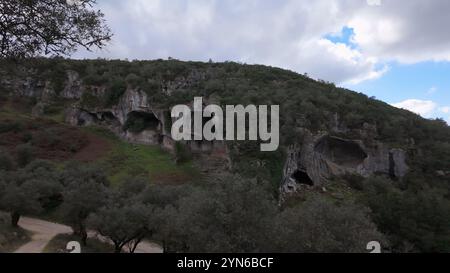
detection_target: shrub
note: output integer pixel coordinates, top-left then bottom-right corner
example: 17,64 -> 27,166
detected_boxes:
21,132 -> 33,143
343,173 -> 366,191
0,121 -> 23,134
15,144 -> 34,168
174,142 -> 191,164
0,151 -> 14,171
362,177 -> 450,252
105,78 -> 126,107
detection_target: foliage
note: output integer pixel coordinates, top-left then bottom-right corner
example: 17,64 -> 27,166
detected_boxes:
15,144 -> 34,168
60,164 -> 110,245
0,160 -> 61,227
0,151 -> 14,171
0,120 -> 23,133
0,0 -> 112,58
88,201 -> 153,253
151,176 -> 278,253
271,197 -> 386,253
362,176 -> 450,253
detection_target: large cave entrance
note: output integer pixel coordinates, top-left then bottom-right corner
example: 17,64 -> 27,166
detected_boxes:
123,111 -> 160,133
315,136 -> 367,168
291,170 -> 314,186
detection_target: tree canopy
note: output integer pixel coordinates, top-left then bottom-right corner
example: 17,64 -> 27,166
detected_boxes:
0,0 -> 112,58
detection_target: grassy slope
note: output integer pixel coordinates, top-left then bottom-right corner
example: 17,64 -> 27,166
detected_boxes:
0,98 -> 199,187
82,126 -> 199,186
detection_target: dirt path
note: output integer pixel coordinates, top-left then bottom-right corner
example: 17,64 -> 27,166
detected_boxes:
14,217 -> 72,253
14,217 -> 163,253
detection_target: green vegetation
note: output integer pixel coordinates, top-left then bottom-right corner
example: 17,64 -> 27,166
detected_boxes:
0,161 -> 61,227
361,176 -> 450,253
0,58 -> 449,253
59,164 -> 110,246
103,179 -> 153,254
83,126 -> 198,185
0,212 -> 31,253
4,57 -> 448,187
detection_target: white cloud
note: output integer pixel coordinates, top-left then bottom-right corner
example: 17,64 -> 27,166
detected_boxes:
439,106 -> 450,114
74,0 -> 382,84
392,100 -> 450,124
349,0 -> 450,64
367,0 -> 381,6
392,99 -> 438,117
73,0 -> 450,85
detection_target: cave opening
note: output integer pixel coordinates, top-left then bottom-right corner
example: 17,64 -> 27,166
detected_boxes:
291,170 -> 314,186
124,111 -> 160,133
388,152 -> 397,179
77,111 -> 97,126
100,112 -> 117,122
315,136 -> 368,168
99,111 -> 120,126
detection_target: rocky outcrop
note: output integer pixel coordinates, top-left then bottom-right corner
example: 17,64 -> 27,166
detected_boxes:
61,70 -> 84,99
63,86 -> 227,156
281,129 -> 409,195
65,88 -> 165,146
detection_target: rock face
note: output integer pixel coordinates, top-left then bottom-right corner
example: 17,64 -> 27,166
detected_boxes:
63,85 -> 226,156
61,70 -> 83,99
64,88 -> 166,146
281,129 -> 409,195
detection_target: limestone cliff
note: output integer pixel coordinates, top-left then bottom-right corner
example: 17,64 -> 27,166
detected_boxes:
281,129 -> 409,195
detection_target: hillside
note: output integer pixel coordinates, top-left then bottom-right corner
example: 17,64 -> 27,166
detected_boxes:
1,57 -> 449,252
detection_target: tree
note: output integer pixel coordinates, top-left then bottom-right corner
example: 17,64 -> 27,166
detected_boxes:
154,176 -> 278,253
60,164 -> 109,245
15,144 -> 34,168
0,0 -> 112,59
88,201 -> 153,253
86,176 -> 155,253
271,197 -> 386,253
0,160 -> 60,227
363,176 -> 450,252
0,151 -> 14,171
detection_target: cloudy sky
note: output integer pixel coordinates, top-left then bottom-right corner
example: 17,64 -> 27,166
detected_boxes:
75,0 -> 450,123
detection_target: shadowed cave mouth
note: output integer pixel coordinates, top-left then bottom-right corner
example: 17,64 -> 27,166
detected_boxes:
314,136 -> 368,168
291,170 -> 314,186
123,111 -> 160,133
100,111 -> 118,122
98,111 -> 120,126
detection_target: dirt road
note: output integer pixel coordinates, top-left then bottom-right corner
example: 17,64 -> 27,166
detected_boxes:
14,216 -> 163,253
14,217 -> 72,253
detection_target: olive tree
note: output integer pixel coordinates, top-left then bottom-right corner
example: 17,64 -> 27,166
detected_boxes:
88,201 -> 153,253
271,197 -> 387,253
152,176 -> 278,253
60,164 -> 109,246
0,160 -> 61,227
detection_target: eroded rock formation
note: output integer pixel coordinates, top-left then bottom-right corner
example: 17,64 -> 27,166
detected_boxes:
281,129 -> 409,195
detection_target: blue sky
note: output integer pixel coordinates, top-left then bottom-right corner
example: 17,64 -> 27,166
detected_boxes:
76,0 -> 450,123
328,26 -> 450,121
349,62 -> 450,121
